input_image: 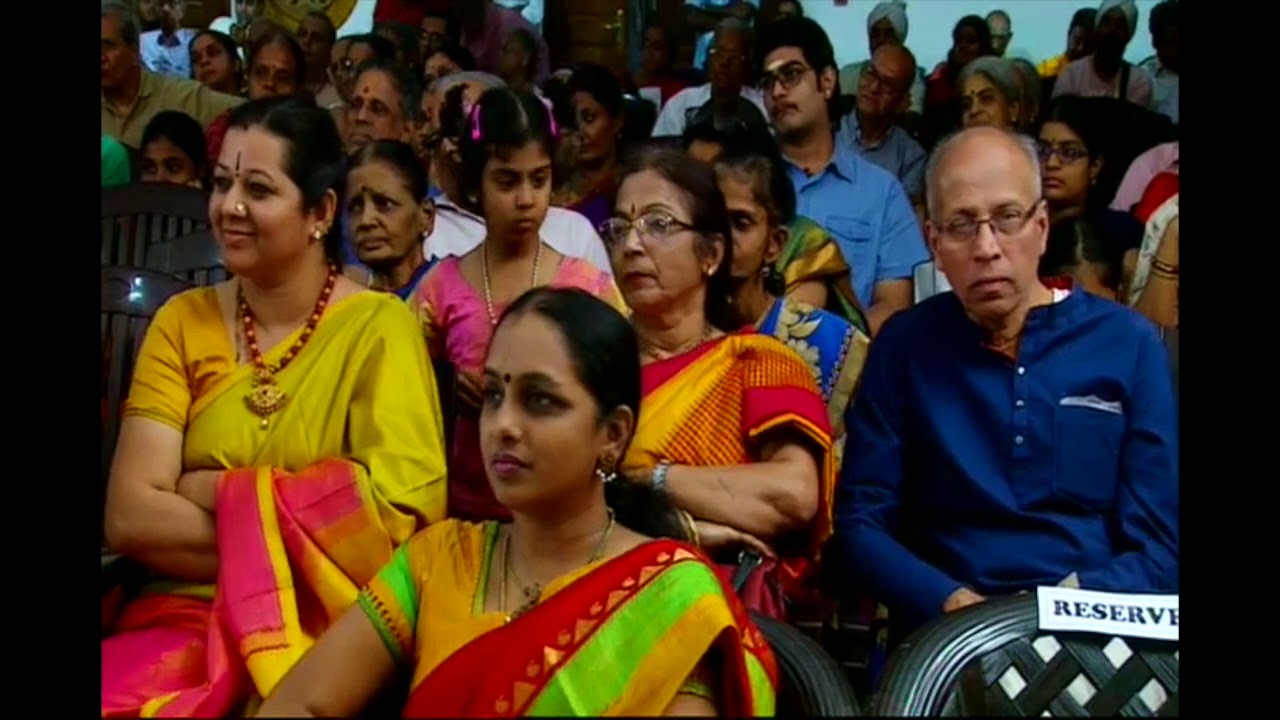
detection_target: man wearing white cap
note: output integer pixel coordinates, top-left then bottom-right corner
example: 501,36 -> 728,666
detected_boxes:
1051,0 -> 1154,109
837,1 -> 924,114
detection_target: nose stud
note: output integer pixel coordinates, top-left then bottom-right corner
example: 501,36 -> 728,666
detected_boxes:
234,202 -> 248,217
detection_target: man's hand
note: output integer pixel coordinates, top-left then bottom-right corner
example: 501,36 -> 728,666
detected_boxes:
942,587 -> 985,613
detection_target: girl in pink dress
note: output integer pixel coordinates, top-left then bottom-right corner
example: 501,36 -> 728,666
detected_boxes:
416,87 -> 625,522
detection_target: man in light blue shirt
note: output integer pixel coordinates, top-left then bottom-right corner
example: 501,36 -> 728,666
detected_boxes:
139,1 -> 195,79
686,0 -> 757,70
758,17 -> 927,335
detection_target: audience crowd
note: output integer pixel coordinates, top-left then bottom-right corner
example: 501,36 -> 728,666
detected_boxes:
101,0 -> 1179,716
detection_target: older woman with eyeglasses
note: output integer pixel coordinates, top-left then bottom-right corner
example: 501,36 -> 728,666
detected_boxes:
958,56 -> 1025,131
602,146 -> 835,619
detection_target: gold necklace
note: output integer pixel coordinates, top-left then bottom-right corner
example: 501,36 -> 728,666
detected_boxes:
481,241 -> 543,326
639,325 -> 715,360
500,510 -> 615,622
238,265 -> 338,428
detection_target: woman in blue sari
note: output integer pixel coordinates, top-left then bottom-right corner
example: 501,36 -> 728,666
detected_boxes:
713,144 -> 869,468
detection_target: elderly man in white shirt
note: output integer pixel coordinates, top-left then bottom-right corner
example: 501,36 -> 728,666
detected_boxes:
652,19 -> 767,137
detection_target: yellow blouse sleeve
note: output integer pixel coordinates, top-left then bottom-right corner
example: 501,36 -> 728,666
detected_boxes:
358,528 -> 434,666
122,296 -> 192,431
347,299 -> 450,541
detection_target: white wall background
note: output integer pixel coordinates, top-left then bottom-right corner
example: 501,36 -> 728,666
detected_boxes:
799,0 -> 1160,71
316,0 -> 1161,71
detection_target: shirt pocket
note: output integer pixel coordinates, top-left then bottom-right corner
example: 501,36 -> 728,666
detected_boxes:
1052,403 -> 1125,510
824,216 -> 875,275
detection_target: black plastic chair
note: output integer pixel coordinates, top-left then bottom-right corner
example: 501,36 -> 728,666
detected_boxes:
101,266 -> 193,528
145,228 -> 229,286
102,183 -> 210,266
872,594 -> 1178,717
751,611 -> 862,716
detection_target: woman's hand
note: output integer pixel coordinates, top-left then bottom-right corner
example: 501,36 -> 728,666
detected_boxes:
175,469 -> 223,513
456,369 -> 485,410
693,519 -> 775,558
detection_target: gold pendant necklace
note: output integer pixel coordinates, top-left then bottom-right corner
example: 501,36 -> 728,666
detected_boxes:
238,265 -> 338,428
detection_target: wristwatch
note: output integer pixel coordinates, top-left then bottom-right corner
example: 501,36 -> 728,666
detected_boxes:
650,460 -> 672,494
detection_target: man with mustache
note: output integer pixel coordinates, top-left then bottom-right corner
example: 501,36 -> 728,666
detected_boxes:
758,17 -> 925,335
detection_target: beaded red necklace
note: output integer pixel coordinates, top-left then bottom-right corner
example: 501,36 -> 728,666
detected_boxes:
238,264 -> 339,428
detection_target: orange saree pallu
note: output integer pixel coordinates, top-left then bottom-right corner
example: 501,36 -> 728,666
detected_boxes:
101,459 -> 401,718
621,334 -> 837,616
400,539 -> 777,717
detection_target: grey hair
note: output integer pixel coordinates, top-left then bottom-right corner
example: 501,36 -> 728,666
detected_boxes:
428,70 -> 506,97
1009,58 -> 1043,127
714,16 -> 751,44
924,127 -> 1042,222
101,1 -> 140,49
354,60 -> 424,123
958,56 -> 1025,109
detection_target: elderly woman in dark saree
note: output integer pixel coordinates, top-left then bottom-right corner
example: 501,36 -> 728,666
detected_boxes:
347,140 -> 437,300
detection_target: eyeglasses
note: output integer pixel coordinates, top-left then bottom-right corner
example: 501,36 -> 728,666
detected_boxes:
708,47 -> 747,64
1036,142 -> 1089,164
859,65 -> 907,96
757,62 -> 810,93
939,200 -> 1042,243
598,212 -> 698,250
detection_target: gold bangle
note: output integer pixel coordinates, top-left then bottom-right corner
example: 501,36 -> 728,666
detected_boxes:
1152,258 -> 1179,275
680,509 -> 700,546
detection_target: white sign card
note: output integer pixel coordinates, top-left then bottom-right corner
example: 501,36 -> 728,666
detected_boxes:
1036,587 -> 1179,642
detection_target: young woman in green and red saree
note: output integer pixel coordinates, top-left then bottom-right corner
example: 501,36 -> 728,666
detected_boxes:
258,288 -> 776,717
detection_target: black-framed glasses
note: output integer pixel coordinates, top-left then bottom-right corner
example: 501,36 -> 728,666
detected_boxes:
939,200 -> 1043,243
757,62 -> 810,93
598,212 -> 698,250
1036,141 -> 1089,164
859,64 -> 907,97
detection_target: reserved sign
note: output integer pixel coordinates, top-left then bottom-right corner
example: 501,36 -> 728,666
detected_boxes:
1036,587 -> 1179,642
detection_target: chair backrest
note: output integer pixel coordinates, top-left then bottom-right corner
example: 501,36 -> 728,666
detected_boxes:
913,261 -> 952,304
145,228 -> 229,286
102,183 -> 211,267
751,611 -> 862,716
101,266 -> 194,507
872,594 -> 1178,717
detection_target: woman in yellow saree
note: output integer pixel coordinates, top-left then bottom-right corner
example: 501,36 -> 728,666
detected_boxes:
601,148 -> 836,619
101,97 -> 448,718
258,288 -> 776,717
